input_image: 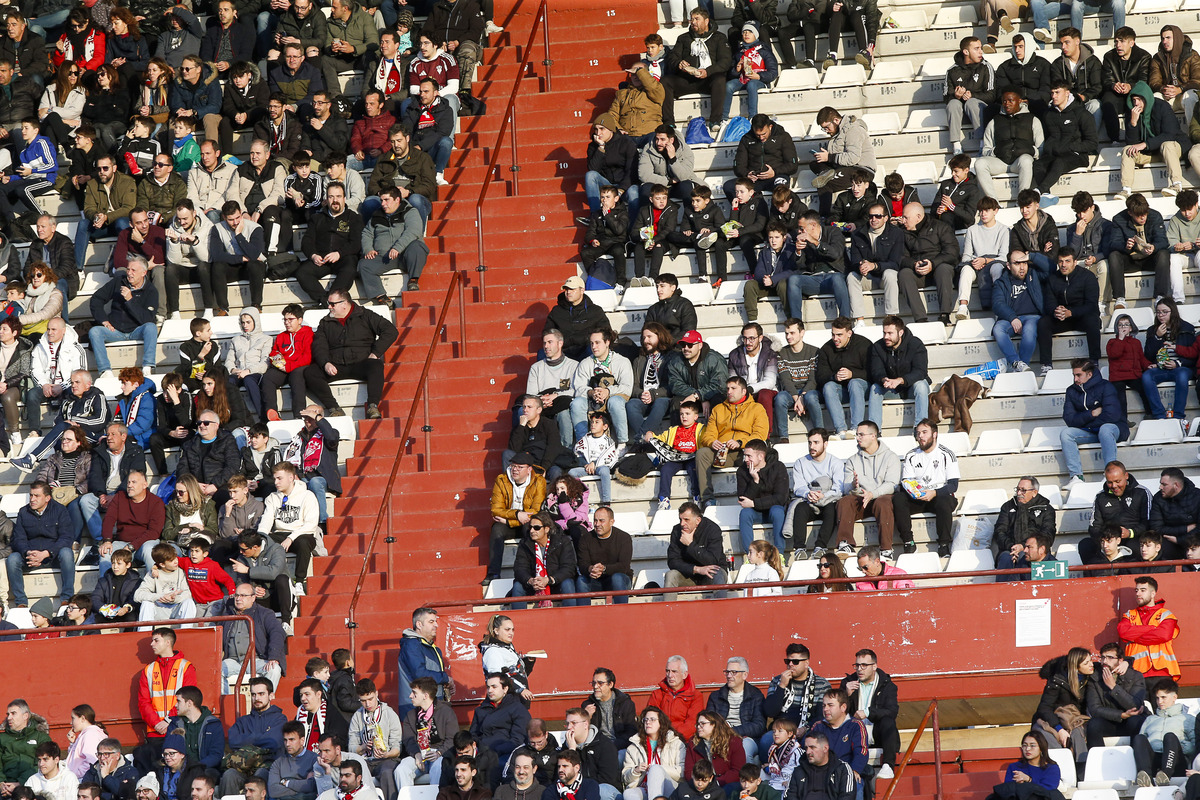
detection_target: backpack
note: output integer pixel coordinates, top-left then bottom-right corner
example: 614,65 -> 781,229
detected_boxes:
721,116 -> 750,143
685,116 -> 713,145
155,474 -> 177,503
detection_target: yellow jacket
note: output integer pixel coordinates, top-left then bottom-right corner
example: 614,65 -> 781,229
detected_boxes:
490,472 -> 547,528
700,398 -> 769,448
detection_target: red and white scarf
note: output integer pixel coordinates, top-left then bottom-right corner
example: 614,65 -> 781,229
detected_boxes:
416,704 -> 435,752
297,701 -> 326,752
302,429 -> 325,474
739,44 -> 766,85
374,58 -> 403,95
556,777 -> 583,800
533,542 -> 552,608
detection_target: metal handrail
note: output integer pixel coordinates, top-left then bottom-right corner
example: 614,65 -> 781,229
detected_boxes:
474,0 -> 552,303
435,557 -> 1200,611
881,699 -> 942,800
346,270 -> 466,659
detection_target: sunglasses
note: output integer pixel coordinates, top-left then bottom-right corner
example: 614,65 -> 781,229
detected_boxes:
867,213 -> 886,219
784,658 -> 805,665
529,524 -> 546,531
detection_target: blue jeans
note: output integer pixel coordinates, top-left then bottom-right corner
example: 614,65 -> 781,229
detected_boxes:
1070,0 -> 1124,28
578,571 -> 631,603
89,322 -> 158,372
570,396 -> 629,443
509,577 -> 579,608
27,7 -> 69,38
306,476 -> 328,522
867,380 -> 931,429
569,465 -> 612,504
345,153 -> 380,171
723,78 -> 766,120
75,216 -> 131,270
99,539 -> 178,578
7,547 -> 76,604
739,505 -> 786,553
427,136 -> 453,174
993,315 -> 1040,365
822,379 -> 868,433
78,492 -> 113,542
1060,424 -> 1120,478
1141,366 -> 1191,419
1030,0 -> 1066,28
786,272 -> 851,320
657,460 -> 698,501
774,389 -> 824,438
585,170 -> 641,217
626,396 -> 670,439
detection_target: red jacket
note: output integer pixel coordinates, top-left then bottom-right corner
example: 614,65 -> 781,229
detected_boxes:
648,675 -> 705,740
1118,598 -> 1180,677
136,651 -> 199,735
350,111 -> 396,158
269,325 -> 314,372
182,555 -> 236,603
1106,335 -> 1152,382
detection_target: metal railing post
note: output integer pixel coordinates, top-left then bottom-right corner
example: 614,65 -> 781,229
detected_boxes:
932,700 -> 943,800
541,4 -> 552,91
458,271 -> 468,357
509,106 -> 520,195
422,386 -> 432,468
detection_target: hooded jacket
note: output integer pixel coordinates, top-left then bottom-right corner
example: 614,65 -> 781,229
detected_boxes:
225,307 -> 272,376
648,674 -> 706,740
227,703 -> 288,761
944,49 -> 997,104
991,267 -> 1045,323
0,713 -> 51,782
1150,477 -> 1200,539
168,62 -> 222,119
325,2 -> 379,59
397,629 -> 450,704
842,441 -> 901,497
783,751 -> 856,800
1064,370 -> 1127,438
902,214 -> 960,270
586,120 -> 637,190
1051,41 -> 1103,101
639,135 -> 700,186
470,692 -> 531,761
665,343 -> 728,404
645,288 -> 698,341
1033,654 -> 1096,729
1010,209 -> 1060,258
1087,473 -> 1151,539
734,120 -> 798,179
997,33 -> 1054,110
490,471 -> 547,528
867,331 -> 928,388
1125,81 -> 1191,150
512,530 -> 578,589
544,292 -> 609,356
1150,26 -> 1200,93
1103,42 -> 1153,90
993,493 -> 1057,552
1066,208 -> 1108,264
165,708 -> 225,768
276,5 -> 327,52
735,448 -> 789,512
825,114 -> 875,174
816,333 -> 871,386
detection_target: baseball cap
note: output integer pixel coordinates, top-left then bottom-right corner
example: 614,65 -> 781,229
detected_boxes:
679,330 -> 703,345
562,276 -> 585,290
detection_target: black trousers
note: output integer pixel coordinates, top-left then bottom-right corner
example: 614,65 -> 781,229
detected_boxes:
211,258 -> 267,310
1111,378 -> 1148,421
1037,313 -> 1102,367
870,713 -> 901,768
165,261 -> 215,313
892,491 -> 956,545
898,263 -> 955,320
825,0 -> 873,55
260,365 -> 308,417
1133,731 -> 1186,778
269,531 -> 316,584
488,520 -> 527,579
1109,249 -> 1170,301
1085,714 -> 1144,749
294,255 -> 359,305
661,72 -> 725,126
666,230 -> 728,280
632,240 -> 667,279
1099,89 -> 1130,142
793,501 -> 838,550
253,573 -> 293,622
148,430 -> 194,474
304,359 -> 385,408
1034,152 -> 1090,194
581,241 -> 627,282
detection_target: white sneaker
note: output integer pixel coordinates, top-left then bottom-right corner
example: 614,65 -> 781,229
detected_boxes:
1063,475 -> 1085,492
839,429 -> 854,440
1115,187 -> 1132,201
98,370 -> 116,382
436,172 -> 449,186
1033,27 -> 1053,42
485,20 -> 503,33
951,142 -> 963,156
202,308 -> 214,319
169,311 -> 181,321
9,432 -> 20,450
1013,361 -> 1030,373
955,303 -> 969,320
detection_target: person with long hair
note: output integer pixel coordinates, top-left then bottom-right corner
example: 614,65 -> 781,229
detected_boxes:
196,366 -> 252,447
990,731 -> 1062,796
479,614 -> 536,704
64,704 -> 106,778
685,711 -> 746,788
1033,647 -> 1097,759
741,540 -> 783,597
546,474 -> 591,547
105,9 -> 147,87
1107,312 -> 1152,420
148,372 -> 194,475
807,553 -> 852,593
80,64 -> 130,152
137,58 -> 173,128
627,322 -> 676,439
32,423 -> 91,538
0,317 -> 33,451
163,473 -> 217,547
622,706 -> 685,800
51,8 -> 104,73
38,59 -> 84,148
1141,297 -> 1196,419
17,262 -> 63,340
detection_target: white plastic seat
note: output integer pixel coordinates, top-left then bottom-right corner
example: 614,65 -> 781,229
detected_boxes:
932,5 -> 977,26
1070,790 -> 1120,800
1064,482 -> 1106,509
821,64 -> 867,88
883,10 -> 927,30
1026,426 -> 1068,452
948,317 -> 993,342
904,107 -> 949,132
940,432 -> 970,457
843,557 -> 864,577
616,286 -> 659,311
907,321 -> 947,345
1040,486 -> 1065,509
612,512 -> 648,536
633,569 -> 667,590
712,279 -> 748,305
773,442 -> 807,464
1079,745 -> 1135,791
1048,748 -> 1077,789
649,509 -> 677,534
4,607 -> 33,628
398,788 -> 438,800
775,70 -> 820,91
1133,787 -> 1184,800
826,439 -> 858,459
865,60 -> 914,85
677,282 -> 714,307
973,429 -> 1025,455
705,335 -> 738,358
960,489 -> 1009,515
0,493 -> 29,517
1038,369 -> 1076,395
1132,419 -> 1185,445
896,160 -> 939,185
1107,305 -> 1154,332
703,504 -> 741,530
989,372 -> 1039,397
879,436 -> 914,457
863,112 -> 901,135
786,559 -> 819,581
894,552 -> 944,578
945,549 -> 996,583
483,578 -> 514,600
917,57 -> 954,80
583,289 -> 619,312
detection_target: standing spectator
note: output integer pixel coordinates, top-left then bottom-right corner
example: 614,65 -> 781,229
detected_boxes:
992,251 -> 1043,374
898,203 -> 960,325
1060,359 -> 1128,489
1034,82 -> 1099,206
809,107 -> 874,217
974,90 -> 1043,204
1118,575 -> 1181,685
892,420 -> 960,558
1149,25 -> 1200,121
944,36 -> 996,155
845,201 -> 904,325
661,10 -> 731,135
1038,248 -> 1101,374
865,317 -> 929,429
1101,28 -> 1152,143
735,439 -> 788,555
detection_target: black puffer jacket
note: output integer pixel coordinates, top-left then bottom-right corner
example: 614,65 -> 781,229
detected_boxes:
1042,96 -> 1100,157
1033,655 -> 1096,729
867,331 -> 928,388
1051,43 -> 1103,102
1086,473 -> 1151,539
313,302 -> 399,365
1149,477 -> 1200,540
901,215 -> 960,269
544,292 -> 609,355
586,131 -> 638,190
997,34 -> 1053,111
993,493 -> 1057,552
735,448 -> 789,511
733,122 -> 798,179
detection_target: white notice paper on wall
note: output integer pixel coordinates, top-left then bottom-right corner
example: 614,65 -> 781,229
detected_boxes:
1015,598 -> 1052,647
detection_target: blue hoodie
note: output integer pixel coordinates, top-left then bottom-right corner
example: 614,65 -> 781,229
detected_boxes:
1063,371 -> 1129,440
227,703 -> 288,761
117,379 -> 157,449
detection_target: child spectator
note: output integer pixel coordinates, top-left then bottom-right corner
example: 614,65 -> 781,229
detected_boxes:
254,303 -> 313,423
645,399 -> 704,510
90,547 -> 138,622
240,423 -> 281,499
0,281 -> 26,323
170,115 -> 200,174
181,536 -> 235,615
582,184 -> 629,287
770,186 -> 806,240
25,740 -> 77,800
178,318 -> 217,392
743,223 -> 795,323
669,185 -> 728,286
134,543 -> 196,621
283,153 -> 326,226
25,597 -> 62,640
882,172 -> 918,224
740,540 -> 784,597
930,153 -> 983,231
117,116 -> 162,176
569,410 -> 619,505
116,367 -> 157,450
726,178 -> 768,266
829,170 -> 878,232
164,474 -> 218,547
215,475 -> 264,567
737,762 -> 780,800
956,196 -> 1009,319
763,720 -> 800,794
671,757 -> 718,800
148,372 -> 195,476
631,184 -> 678,285
546,474 -> 592,548
225,307 -> 273,420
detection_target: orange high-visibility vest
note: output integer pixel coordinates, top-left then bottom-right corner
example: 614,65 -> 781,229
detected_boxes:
1124,606 -> 1180,678
144,656 -> 192,723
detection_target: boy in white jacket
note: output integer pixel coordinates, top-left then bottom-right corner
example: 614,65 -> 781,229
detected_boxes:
568,411 -> 620,504
956,196 -> 1010,320
135,543 -> 197,621
257,462 -> 323,586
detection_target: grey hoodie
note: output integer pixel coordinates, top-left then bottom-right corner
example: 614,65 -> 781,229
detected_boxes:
827,114 -> 876,174
225,307 -> 273,375
638,135 -> 701,186
842,442 -> 901,496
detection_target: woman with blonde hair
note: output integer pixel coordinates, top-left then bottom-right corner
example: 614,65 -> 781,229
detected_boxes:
163,473 -> 218,547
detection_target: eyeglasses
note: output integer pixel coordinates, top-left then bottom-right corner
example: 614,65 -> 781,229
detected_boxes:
867,213 -> 886,219
64,605 -> 79,611
854,662 -> 876,668
328,299 -> 346,307
1014,486 -> 1034,494
784,658 -> 807,665
722,669 -> 746,675
818,562 -> 833,568
198,420 -> 217,426
681,342 -> 699,347
528,524 -> 545,531
97,166 -> 112,172
590,680 -> 610,686
154,161 -> 171,167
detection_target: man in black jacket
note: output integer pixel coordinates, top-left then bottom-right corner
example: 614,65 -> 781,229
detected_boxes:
838,649 -> 900,770
997,33 -> 1053,117
706,657 -> 767,761
994,476 -> 1057,577
785,733 -> 856,800
175,411 -> 243,507
1084,642 -> 1148,747
644,273 -> 698,341
1051,28 -> 1103,114
0,58 -> 36,151
0,17 -> 44,91
665,502 -> 726,598
200,0 -> 255,77
735,439 -> 789,555
584,113 -> 638,219
1101,28 -> 1153,143
944,36 -> 996,154
865,316 -> 929,428
898,203 -> 960,324
661,9 -> 732,133
581,668 -> 637,746
297,183 -> 362,307
503,394 -> 568,477
787,210 -> 851,321
88,256 -> 159,378
1082,461 -> 1151,564
816,318 -> 871,438
1107,192 -> 1171,307
544,276 -> 609,360
1034,81 -> 1099,202
1148,467 -> 1200,557
303,289 -> 399,419
1038,247 -> 1101,372
846,201 -> 903,322
724,115 -> 798,201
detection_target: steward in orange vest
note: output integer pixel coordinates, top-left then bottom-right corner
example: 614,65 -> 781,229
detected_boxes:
136,628 -> 199,737
1118,577 -> 1180,680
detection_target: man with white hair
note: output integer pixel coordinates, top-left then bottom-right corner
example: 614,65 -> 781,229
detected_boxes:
87,255 -> 159,379
25,317 -> 84,434
705,657 -> 766,760
647,656 -> 704,739
14,369 -> 108,471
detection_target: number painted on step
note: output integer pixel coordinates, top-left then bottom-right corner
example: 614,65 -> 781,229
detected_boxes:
489,378 -> 496,385
454,493 -> 461,500
540,215 -> 546,221
523,269 -> 529,275
895,34 -> 910,44
589,59 -> 599,67
435,552 -> 442,558
574,110 -> 582,118
559,162 -> 569,169
607,9 -> 615,15
506,322 -> 511,329
473,435 -> 479,442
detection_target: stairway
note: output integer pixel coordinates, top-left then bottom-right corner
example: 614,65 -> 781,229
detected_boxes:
286,0 -> 656,690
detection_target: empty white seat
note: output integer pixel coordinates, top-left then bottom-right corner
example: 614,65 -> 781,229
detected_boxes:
945,549 -> 996,583
705,336 -> 738,358
267,420 -> 305,441
821,64 -> 867,87
786,559 -> 819,581
773,442 -> 807,464
973,429 -> 1025,455
865,60 -> 914,85
1133,787 -> 1184,800
896,160 -> 939,185
1048,748 -> 1077,789
677,282 -> 714,307
826,439 -> 858,459
634,569 -> 667,590
1070,791 -> 1120,800
989,372 -> 1039,397
0,493 -> 28,517
616,286 -> 659,311
932,5 -> 977,26
650,509 -> 677,534
895,552 -> 944,578
1132,419 -> 1185,445
1064,483 -> 1105,510
1079,746 -> 1135,792
612,512 -> 648,536
904,107 -> 949,132
483,578 -> 514,600
948,317 -> 993,342
907,321 -> 947,345
1040,485 -> 1065,509
856,325 -> 883,343
1038,369 -> 1076,395
960,489 -> 1009,515
1026,426 -> 1068,452
940,432 -> 970,457
843,557 -> 864,577
398,788 -> 438,800
883,10 -> 927,30
863,112 -> 901,135
880,435 -> 915,457
712,279 -> 749,305
704,504 -> 742,530
4,607 -> 33,628
917,57 -> 954,80
583,289 -> 619,312
776,70 -> 820,91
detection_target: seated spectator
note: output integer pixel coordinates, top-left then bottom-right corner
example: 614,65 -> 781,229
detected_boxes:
893,419 -> 959,558
625,324 -> 675,441
638,126 -> 697,208
975,90 -> 1043,203
1167,190 -> 1200,300
665,503 -> 727,600
82,737 -> 139,799
282,152 -> 326,228
994,477 -> 1057,576
135,542 -> 196,622
734,438 -> 788,554
761,645 -> 830,765
728,323 -> 778,431
296,182 -> 361,308
219,679 -> 286,796
721,22 -> 776,122
743,223 -> 795,324
567,414 -> 616,506
147,372 -> 194,476
299,92 -> 348,166
1109,192 -> 1172,309
1136,531 -> 1177,573
1064,191 -> 1111,306
866,316 -> 929,429
545,475 -> 591,545
846,201 -> 904,325
956,197 -> 1009,319
221,64 -> 269,141
253,305 -> 312,424
86,256 -> 157,381
26,741 -> 78,798
1100,28 -> 1151,142
1148,468 -> 1199,557
396,676 -> 457,788
997,732 -> 1061,795
540,751 -> 597,800
510,512 -> 577,609
666,330 -> 726,420
13,368 -> 107,472
1084,643 -> 1148,748
208,201 -> 268,316
820,0 -> 880,69
570,328 -> 632,447
79,420 -> 146,544
660,10 -> 730,135
816,318 -> 870,439
510,721 -> 559,788
1141,297 -> 1194,420
438,733 -> 499,793
268,0 -> 325,63
1149,25 -> 1200,120
705,658 -> 765,762
471,675 -> 531,765
0,118 -> 55,242
96,471 -> 166,577
725,114 -> 798,206
401,78 -> 453,187
838,650 -> 900,771
506,393 -> 569,477
1034,82 -> 1099,205
620,707 -> 684,800
6,479 -> 75,607
362,33 -> 407,115
543,276 -> 608,361
649,656 -> 705,744
684,713 -> 745,792
788,210 -> 851,321
269,45 -> 324,117
1081,461 -> 1150,564
258,461 -> 321,592
1108,313 -> 1151,418
698,377 -> 768,505
575,508 -> 632,603
606,61 -> 663,147
646,400 -> 704,510
269,722 -> 319,800
114,368 -> 155,451
1039,249 -> 1101,374
230,529 -> 294,631
358,186 -> 429,308
808,691 -> 868,786
235,137 -> 289,246
853,545 -> 913,591
769,187 -> 806,240
1052,27 -> 1102,116
304,288 -> 398,420
584,113 -> 638,219
164,686 -> 225,771
32,423 -> 90,538
773,319 -> 821,442
364,125 -> 435,225
170,115 -> 202,174
1061,359 -> 1129,490
631,186 -> 679,287
899,203 -> 960,325
1132,680 -> 1195,786
828,171 -> 877,234
525,329 -> 577,448
944,37 -> 997,156
787,429 -> 842,556
809,107 -> 874,218
581,185 -> 629,288
164,200 -> 215,319
667,758 -> 715,800
725,178 -> 767,267
164,474 -> 218,549
181,535 -> 234,614
667,185 -> 728,286
645,274 -> 697,343
187,141 -> 238,226
1119,81 -> 1188,199
17,262 -> 66,343
486,455 -> 546,584
990,251 -> 1042,373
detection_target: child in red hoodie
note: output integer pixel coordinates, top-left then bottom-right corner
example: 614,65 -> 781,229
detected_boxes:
182,537 -> 236,614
